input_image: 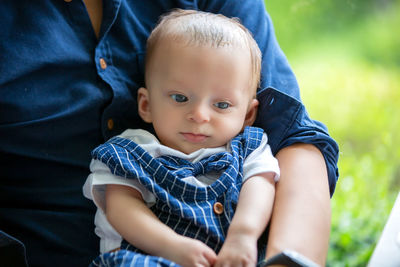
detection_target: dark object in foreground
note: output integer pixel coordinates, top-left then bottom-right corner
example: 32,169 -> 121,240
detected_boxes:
259,250 -> 320,267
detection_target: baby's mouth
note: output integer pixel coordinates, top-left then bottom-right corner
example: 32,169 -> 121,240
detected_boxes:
181,133 -> 208,143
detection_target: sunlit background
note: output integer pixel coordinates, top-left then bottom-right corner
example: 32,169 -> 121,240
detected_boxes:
266,0 -> 400,266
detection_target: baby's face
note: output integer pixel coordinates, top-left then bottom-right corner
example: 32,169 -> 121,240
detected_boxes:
141,39 -> 257,154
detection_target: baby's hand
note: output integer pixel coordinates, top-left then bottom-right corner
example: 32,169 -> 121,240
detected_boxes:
214,233 -> 258,267
164,236 -> 217,267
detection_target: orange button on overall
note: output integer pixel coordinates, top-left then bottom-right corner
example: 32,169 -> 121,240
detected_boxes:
213,202 -> 224,215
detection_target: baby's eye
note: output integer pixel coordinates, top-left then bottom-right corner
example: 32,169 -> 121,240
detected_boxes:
214,102 -> 231,109
170,94 -> 188,103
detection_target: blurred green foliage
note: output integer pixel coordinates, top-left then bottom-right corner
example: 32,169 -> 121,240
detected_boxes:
265,0 -> 400,266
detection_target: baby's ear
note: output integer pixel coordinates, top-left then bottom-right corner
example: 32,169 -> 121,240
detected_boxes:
137,87 -> 152,123
243,98 -> 259,127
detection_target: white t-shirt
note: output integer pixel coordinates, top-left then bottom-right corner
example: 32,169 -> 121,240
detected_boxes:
83,129 -> 280,253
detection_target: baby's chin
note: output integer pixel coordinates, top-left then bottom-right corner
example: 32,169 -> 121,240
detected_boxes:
177,142 -> 228,155
160,136 -> 230,155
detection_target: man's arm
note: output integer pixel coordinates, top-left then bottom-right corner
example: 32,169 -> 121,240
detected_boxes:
266,143 -> 331,265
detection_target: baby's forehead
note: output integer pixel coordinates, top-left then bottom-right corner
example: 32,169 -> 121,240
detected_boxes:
148,38 -> 257,95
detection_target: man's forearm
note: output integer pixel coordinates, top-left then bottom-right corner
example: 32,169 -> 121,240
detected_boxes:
266,143 -> 331,265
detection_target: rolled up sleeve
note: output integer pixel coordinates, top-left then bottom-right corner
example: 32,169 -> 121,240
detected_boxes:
254,88 -> 339,196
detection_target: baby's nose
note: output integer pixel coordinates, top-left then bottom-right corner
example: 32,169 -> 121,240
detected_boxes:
188,103 -> 210,123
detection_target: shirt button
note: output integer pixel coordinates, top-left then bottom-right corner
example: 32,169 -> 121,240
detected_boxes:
99,58 -> 107,70
213,202 -> 224,215
107,119 -> 114,130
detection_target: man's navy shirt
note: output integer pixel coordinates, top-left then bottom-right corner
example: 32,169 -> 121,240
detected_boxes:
0,0 -> 339,266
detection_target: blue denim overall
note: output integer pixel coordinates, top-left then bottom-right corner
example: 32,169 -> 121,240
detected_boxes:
90,126 -> 264,266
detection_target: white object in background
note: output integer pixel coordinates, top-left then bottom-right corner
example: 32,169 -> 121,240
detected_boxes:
397,230 -> 400,247
368,192 -> 400,267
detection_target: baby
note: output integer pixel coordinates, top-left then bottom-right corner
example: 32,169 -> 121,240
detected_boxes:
84,9 -> 279,267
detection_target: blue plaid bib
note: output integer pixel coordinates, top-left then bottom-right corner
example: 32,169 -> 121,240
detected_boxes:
90,126 -> 264,266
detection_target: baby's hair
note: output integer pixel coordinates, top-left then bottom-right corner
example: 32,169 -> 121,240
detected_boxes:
145,9 -> 262,93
